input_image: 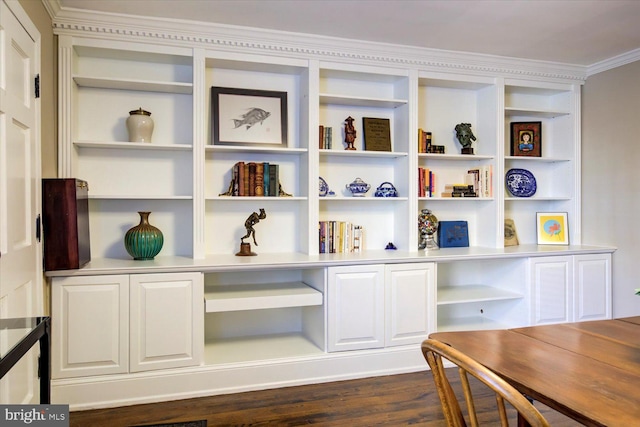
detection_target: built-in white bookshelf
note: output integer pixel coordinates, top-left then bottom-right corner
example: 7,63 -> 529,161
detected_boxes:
49,13 -> 613,411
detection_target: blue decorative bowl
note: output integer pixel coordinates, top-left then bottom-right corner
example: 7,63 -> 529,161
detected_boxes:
374,182 -> 398,197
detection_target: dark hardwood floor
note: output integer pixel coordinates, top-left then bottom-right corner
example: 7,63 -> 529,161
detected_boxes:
69,370 -> 581,426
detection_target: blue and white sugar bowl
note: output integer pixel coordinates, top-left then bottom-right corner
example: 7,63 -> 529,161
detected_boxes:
374,182 -> 398,197
346,177 -> 371,197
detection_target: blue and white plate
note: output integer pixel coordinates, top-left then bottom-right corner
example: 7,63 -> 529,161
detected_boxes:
505,168 -> 537,197
319,176 -> 329,197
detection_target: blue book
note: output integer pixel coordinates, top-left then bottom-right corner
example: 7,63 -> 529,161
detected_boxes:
437,221 -> 469,248
263,162 -> 270,196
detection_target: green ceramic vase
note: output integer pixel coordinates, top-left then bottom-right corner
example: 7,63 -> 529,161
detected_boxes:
124,211 -> 163,260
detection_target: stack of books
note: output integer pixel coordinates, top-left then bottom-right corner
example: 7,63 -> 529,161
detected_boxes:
466,165 -> 493,198
319,221 -> 364,253
319,125 -> 333,149
418,128 -> 432,153
226,161 -> 281,197
441,184 -> 477,198
418,167 -> 436,197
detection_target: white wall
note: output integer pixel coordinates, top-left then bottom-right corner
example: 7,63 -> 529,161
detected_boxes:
582,60 -> 640,317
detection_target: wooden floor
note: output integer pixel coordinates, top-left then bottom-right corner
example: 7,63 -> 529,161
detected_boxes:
69,370 -> 581,426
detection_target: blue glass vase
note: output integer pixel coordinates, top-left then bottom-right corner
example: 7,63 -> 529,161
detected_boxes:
124,211 -> 164,260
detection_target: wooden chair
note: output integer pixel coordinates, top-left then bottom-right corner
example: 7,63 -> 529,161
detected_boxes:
421,338 -> 550,427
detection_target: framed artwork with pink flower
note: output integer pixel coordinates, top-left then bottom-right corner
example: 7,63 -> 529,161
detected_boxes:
536,212 -> 568,245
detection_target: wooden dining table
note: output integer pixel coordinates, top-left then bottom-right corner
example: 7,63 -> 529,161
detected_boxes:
429,317 -> 640,427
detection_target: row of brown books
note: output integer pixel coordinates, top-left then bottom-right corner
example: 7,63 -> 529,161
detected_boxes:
226,161 -> 280,197
319,221 -> 364,253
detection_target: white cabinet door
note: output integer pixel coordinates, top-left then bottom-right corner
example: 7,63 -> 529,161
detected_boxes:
327,265 -> 385,352
574,254 -> 611,321
129,272 -> 204,372
51,275 -> 129,379
530,256 -> 572,325
385,263 -> 436,347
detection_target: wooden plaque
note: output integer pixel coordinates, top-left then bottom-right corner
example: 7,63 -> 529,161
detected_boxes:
362,117 -> 391,151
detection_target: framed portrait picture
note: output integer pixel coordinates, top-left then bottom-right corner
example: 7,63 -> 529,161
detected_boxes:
510,121 -> 541,157
536,212 -> 569,245
211,87 -> 287,147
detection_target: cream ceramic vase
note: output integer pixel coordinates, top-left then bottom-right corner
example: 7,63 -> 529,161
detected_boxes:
126,108 -> 154,142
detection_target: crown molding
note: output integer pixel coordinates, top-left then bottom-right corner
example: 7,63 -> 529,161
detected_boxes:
41,0 -> 60,21
50,5 -> 588,83
587,48 -> 640,77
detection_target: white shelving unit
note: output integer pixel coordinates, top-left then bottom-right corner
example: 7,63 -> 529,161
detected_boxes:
203,268 -> 325,365
417,74 -> 500,249
318,64 -> 411,252
202,53 -> 312,256
435,258 -> 528,331
59,38 -> 195,259
504,80 -> 579,246
49,14 -> 613,410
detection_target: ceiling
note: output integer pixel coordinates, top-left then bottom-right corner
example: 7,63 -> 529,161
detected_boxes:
56,0 -> 640,67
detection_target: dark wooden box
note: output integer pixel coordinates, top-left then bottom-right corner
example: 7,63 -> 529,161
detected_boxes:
42,178 -> 91,271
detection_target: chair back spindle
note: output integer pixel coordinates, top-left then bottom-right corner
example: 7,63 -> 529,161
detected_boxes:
422,339 -> 550,427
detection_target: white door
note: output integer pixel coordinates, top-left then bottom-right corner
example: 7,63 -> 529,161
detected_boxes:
530,256 -> 572,325
0,0 -> 42,403
129,272 -> 203,372
51,275 -> 129,379
574,254 -> 612,321
385,263 -> 436,347
327,265 -> 385,352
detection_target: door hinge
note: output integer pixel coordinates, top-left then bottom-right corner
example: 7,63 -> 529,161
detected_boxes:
35,74 -> 40,99
36,214 -> 41,243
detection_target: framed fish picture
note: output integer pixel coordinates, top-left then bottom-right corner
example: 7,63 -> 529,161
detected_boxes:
536,212 -> 569,245
212,87 -> 288,147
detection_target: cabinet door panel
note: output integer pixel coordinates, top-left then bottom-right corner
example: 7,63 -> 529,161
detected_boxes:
574,254 -> 611,321
130,272 -> 203,372
530,257 -> 572,325
51,275 -> 129,379
328,265 -> 384,352
385,263 -> 435,346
